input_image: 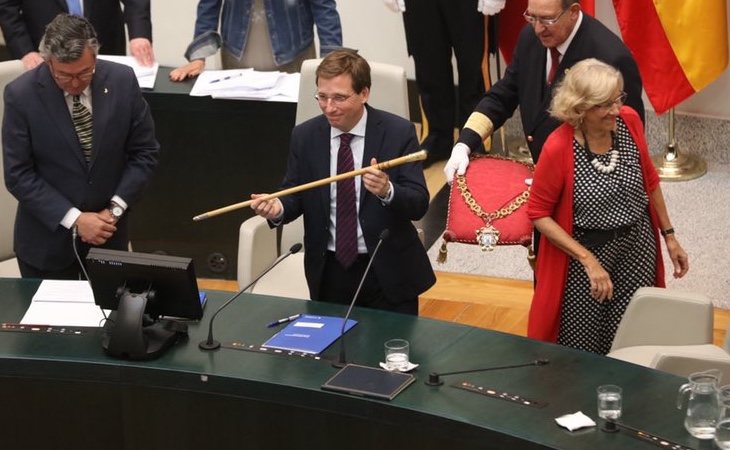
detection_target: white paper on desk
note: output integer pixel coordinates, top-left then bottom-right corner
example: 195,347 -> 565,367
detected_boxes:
97,54 -> 159,89
21,280 -> 107,327
211,72 -> 300,103
191,69 -> 298,102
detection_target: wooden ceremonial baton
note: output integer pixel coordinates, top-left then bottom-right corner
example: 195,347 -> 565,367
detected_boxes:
192,149 -> 428,221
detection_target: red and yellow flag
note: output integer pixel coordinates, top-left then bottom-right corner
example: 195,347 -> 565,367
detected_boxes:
613,0 -> 729,114
498,0 -> 595,64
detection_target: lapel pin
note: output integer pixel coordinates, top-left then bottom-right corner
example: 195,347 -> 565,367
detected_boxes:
104,87 -> 109,94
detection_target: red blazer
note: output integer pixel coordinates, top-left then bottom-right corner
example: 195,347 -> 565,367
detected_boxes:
526,106 -> 665,342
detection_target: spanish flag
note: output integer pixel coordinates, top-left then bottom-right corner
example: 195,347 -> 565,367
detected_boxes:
498,0 -> 594,64
613,0 -> 729,114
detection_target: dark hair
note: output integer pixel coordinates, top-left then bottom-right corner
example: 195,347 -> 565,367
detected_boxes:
562,0 -> 580,8
315,48 -> 371,94
39,14 -> 100,62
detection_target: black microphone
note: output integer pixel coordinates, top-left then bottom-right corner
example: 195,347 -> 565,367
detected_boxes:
199,242 -> 303,350
333,229 -> 390,368
425,359 -> 550,386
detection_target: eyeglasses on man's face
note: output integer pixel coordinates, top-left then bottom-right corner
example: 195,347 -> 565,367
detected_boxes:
594,92 -> 628,111
523,8 -> 568,27
51,65 -> 95,83
314,92 -> 356,106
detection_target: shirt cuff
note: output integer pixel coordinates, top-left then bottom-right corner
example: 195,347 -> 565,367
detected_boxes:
111,195 -> 128,211
61,208 -> 82,229
378,181 -> 395,205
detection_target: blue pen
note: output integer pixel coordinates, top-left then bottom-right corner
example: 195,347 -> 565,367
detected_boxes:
208,72 -> 244,84
266,313 -> 301,328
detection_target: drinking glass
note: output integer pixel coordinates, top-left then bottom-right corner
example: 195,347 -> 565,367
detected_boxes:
384,339 -> 409,371
597,385 -> 622,420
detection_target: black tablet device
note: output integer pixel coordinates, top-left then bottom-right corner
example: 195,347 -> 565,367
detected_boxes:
321,364 -> 416,401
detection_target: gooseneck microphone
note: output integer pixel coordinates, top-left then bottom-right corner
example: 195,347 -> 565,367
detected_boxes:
199,243 -> 303,350
425,359 -> 550,386
333,229 -> 390,368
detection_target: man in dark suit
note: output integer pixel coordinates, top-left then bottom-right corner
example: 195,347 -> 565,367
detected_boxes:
251,49 -> 435,315
444,0 -> 644,179
2,14 -> 159,279
0,0 -> 153,70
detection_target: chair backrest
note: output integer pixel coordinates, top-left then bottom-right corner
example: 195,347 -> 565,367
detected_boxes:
0,60 -> 25,260
295,58 -> 409,125
611,287 -> 714,352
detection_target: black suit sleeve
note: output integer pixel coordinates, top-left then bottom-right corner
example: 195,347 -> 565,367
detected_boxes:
121,0 -> 152,41
0,0 -> 37,58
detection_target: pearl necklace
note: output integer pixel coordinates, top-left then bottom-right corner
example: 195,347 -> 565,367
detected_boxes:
581,129 -> 619,174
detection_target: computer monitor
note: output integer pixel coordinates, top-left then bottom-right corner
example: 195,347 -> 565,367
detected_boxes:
86,248 -> 203,360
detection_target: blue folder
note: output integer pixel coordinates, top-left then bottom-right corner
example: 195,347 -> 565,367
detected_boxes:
263,315 -> 357,354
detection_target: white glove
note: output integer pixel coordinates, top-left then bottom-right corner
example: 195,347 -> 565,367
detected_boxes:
477,0 -> 506,16
383,0 -> 406,13
443,143 -> 471,183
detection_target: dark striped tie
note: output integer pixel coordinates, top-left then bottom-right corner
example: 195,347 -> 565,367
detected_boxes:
335,133 -> 358,269
72,95 -> 93,164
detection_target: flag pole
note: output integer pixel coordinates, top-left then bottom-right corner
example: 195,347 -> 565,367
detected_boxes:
651,108 -> 706,181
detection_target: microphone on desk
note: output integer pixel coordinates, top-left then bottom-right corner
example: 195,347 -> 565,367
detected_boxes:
425,359 -> 550,386
199,242 -> 303,351
333,229 -> 390,368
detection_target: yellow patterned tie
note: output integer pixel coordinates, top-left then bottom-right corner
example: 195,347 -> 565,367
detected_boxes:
72,95 -> 93,163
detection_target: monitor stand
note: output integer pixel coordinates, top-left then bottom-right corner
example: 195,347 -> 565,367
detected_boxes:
102,289 -> 186,360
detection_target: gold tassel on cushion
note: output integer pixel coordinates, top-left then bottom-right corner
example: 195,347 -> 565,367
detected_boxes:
437,239 -> 449,264
437,231 -> 456,264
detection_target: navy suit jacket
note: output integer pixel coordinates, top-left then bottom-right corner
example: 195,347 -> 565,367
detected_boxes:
460,14 -> 644,163
278,105 -> 436,303
0,0 -> 151,59
2,59 -> 159,271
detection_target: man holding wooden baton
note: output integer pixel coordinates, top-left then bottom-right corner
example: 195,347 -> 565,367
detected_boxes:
250,49 -> 435,315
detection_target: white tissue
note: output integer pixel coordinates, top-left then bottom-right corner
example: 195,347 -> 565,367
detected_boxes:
379,361 -> 419,372
555,411 -> 597,431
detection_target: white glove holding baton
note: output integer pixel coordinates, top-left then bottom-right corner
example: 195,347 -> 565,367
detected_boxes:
477,0 -> 506,15
443,143 -> 471,184
383,0 -> 406,13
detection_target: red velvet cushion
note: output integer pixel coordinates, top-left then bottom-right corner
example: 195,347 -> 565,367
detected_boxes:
444,155 -> 534,246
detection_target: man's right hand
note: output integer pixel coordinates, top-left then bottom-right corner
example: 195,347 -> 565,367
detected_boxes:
250,194 -> 283,221
383,0 -> 405,13
74,212 -> 117,246
443,143 -> 471,183
169,60 -> 205,82
21,52 -> 44,71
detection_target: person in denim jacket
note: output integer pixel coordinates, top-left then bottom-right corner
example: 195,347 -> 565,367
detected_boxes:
170,0 -> 342,81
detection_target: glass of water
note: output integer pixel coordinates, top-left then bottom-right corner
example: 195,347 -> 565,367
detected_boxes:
597,385 -> 622,420
384,338 -> 409,371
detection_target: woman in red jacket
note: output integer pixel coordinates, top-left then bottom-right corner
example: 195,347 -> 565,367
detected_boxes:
526,58 -> 688,354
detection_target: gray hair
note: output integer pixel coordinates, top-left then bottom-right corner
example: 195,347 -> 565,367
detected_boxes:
39,14 -> 100,62
549,58 -> 624,127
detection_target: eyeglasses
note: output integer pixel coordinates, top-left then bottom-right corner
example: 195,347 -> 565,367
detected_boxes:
52,66 -> 95,83
523,8 -> 568,27
594,92 -> 628,111
314,92 -> 355,106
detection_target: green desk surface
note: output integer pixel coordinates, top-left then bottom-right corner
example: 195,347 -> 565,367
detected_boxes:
0,278 -> 697,450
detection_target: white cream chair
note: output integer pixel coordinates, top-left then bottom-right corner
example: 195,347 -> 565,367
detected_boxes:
607,287 -> 730,379
295,58 -> 409,124
236,57 -> 410,298
237,215 -> 309,299
0,60 -> 25,277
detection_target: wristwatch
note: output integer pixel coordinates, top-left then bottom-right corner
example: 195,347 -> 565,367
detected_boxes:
109,202 -> 124,221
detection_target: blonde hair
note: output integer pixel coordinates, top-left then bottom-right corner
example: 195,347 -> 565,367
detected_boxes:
549,58 -> 624,127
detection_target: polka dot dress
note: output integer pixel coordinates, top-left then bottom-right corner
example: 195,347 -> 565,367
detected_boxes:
557,117 -> 657,355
